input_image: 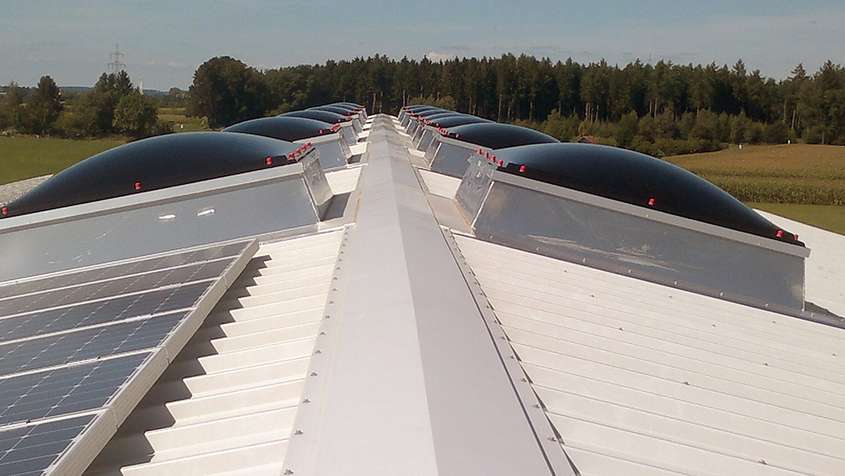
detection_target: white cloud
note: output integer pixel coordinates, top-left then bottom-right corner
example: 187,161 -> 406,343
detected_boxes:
424,51 -> 454,63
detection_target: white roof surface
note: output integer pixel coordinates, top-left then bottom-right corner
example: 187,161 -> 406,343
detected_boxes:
454,232 -> 845,476
75,114 -> 845,476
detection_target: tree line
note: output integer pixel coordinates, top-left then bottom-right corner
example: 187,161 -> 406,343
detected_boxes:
188,54 -> 845,154
3,53 -> 843,154
0,71 -> 168,138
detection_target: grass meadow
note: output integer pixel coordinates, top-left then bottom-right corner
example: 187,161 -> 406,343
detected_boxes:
0,136 -> 126,184
666,144 -> 845,234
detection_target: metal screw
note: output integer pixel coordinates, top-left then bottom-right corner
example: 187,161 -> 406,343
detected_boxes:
294,429 -> 303,435
310,371 -> 319,376
303,398 -> 311,404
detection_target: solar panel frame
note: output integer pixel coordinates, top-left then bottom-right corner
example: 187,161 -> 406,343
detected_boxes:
0,258 -> 235,318
0,353 -> 151,428
0,312 -> 187,378
0,281 -> 211,344
0,238 -> 257,475
0,241 -> 250,300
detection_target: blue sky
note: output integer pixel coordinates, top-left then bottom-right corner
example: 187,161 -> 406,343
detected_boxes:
1,0 -> 843,89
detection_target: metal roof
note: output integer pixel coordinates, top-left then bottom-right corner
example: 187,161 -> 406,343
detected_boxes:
3,110 -> 844,476
453,232 -> 845,475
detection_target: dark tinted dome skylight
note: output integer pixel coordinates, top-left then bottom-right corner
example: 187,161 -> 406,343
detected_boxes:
5,132 -> 303,217
429,115 -> 492,128
223,116 -> 333,141
408,106 -> 447,116
281,110 -> 350,124
327,103 -> 363,111
414,108 -> 455,119
403,105 -> 439,112
446,123 -> 558,149
308,105 -> 357,117
495,143 -> 803,246
421,112 -> 469,122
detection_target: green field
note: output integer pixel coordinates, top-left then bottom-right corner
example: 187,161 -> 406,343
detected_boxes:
0,107 -> 205,185
667,144 -> 845,234
0,136 -> 125,184
666,144 -> 845,205
158,107 -> 208,132
749,202 -> 845,235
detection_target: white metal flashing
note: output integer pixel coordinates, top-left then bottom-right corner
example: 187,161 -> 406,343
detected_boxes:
0,159 -> 313,233
756,211 -> 845,317
492,170 -> 810,258
279,116 -> 557,475
417,169 -> 461,199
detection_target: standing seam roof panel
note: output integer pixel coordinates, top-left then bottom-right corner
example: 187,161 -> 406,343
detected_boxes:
454,234 -> 845,476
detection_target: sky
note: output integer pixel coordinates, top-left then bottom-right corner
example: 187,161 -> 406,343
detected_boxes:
1,0 -> 843,90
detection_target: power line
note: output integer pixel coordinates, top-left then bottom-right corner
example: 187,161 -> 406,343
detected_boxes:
107,44 -> 126,74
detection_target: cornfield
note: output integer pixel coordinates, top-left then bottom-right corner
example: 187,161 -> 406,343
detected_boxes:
667,144 -> 845,206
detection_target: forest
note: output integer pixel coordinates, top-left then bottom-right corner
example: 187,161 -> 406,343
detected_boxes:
186,54 -> 845,156
3,53 -> 845,157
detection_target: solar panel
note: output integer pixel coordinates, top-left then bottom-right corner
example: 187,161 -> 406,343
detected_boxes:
0,282 -> 209,343
0,353 -> 149,427
0,414 -> 96,476
0,312 -> 186,377
0,258 -> 233,318
0,241 -> 249,300
0,239 -> 255,475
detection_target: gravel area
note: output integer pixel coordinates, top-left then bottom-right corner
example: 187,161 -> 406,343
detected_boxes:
0,175 -> 51,206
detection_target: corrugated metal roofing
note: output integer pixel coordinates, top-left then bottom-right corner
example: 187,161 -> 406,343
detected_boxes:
12,111 -> 845,476
453,232 -> 845,476
84,230 -> 343,476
